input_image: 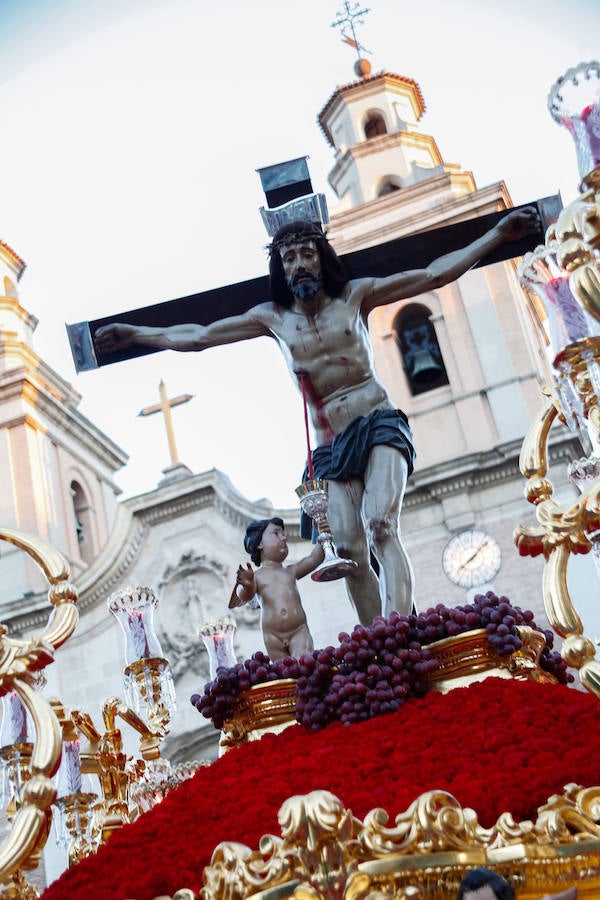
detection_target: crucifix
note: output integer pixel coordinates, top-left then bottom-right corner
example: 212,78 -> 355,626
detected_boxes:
138,380 -> 193,469
65,198 -> 556,374
67,200 -> 555,625
64,140 -> 560,627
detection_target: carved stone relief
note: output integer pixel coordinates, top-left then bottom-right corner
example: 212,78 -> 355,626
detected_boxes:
156,552 -> 258,680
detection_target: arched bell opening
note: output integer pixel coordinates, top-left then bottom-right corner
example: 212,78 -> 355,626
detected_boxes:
375,175 -> 402,198
393,305 -> 449,396
363,110 -> 388,140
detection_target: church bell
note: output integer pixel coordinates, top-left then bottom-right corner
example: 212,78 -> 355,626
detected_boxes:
408,347 -> 443,385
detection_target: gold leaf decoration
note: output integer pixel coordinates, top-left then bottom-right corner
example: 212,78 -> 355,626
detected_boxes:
197,786 -> 600,900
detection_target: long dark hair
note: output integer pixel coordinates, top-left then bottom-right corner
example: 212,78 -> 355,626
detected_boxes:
269,221 -> 350,308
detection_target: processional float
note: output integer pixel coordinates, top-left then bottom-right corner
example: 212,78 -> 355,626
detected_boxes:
1,61 -> 600,899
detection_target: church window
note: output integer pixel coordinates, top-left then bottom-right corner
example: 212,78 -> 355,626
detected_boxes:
363,112 -> 387,140
394,306 -> 449,396
376,176 -> 402,197
70,481 -> 95,564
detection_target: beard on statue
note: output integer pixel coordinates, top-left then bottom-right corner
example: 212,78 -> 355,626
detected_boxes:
287,269 -> 323,301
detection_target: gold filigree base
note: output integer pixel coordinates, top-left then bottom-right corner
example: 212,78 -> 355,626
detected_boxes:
424,626 -> 550,693
192,785 -> 600,900
219,679 -> 298,754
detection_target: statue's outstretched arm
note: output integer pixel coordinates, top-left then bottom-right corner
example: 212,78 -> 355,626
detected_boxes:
362,207 -> 540,313
94,306 -> 272,353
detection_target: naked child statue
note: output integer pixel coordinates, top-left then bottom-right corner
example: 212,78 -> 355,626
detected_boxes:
229,517 -> 324,660
95,208 -> 539,625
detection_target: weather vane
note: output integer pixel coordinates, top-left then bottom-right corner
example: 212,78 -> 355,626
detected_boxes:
331,1 -> 371,59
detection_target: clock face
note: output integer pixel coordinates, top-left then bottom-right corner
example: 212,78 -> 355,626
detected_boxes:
442,530 -> 502,589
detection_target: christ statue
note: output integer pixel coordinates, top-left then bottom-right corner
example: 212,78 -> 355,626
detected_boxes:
95,208 -> 539,626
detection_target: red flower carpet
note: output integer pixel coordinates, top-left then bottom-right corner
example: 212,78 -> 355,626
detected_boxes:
41,678 -> 600,900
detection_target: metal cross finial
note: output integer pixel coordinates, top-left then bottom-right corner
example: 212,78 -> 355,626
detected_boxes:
138,380 -> 193,467
331,1 -> 371,58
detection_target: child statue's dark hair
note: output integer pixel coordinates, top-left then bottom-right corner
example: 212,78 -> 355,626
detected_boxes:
244,517 -> 285,566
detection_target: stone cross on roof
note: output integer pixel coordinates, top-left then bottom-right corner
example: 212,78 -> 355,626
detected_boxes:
139,379 -> 193,469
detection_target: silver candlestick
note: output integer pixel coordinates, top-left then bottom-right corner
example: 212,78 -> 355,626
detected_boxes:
295,479 -> 358,582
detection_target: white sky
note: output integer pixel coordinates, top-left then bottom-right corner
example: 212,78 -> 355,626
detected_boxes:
1,0 -> 599,508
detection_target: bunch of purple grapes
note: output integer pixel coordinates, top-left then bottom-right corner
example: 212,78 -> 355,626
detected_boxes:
406,592 -> 528,656
192,593 -> 573,732
191,651 -> 302,729
406,591 -> 573,683
536,627 -> 573,684
294,614 -> 439,731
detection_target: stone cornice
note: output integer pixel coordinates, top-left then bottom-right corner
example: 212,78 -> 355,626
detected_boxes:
329,178 -> 507,255
0,361 -> 128,472
404,432 -> 579,510
0,337 -> 80,406
0,297 -> 38,331
344,129 -> 444,165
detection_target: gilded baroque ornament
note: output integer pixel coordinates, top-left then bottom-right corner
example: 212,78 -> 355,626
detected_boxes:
514,123 -> 600,697
514,395 -> 600,696
0,534 -> 201,892
195,786 -> 600,900
0,527 -> 79,896
514,61 -> 600,701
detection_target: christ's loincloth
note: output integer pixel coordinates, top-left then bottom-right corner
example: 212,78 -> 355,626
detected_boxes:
300,408 -> 416,539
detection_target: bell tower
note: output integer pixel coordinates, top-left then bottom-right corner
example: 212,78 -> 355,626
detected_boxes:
0,239 -> 127,599
318,54 -> 577,612
319,63 -> 447,208
319,61 -> 542,470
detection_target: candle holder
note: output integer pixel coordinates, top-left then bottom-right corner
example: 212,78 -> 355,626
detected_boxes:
514,64 -> 600,701
0,691 -> 33,815
518,245 -> 600,450
108,586 -> 176,717
198,617 -> 237,680
548,60 -> 600,183
53,791 -> 97,866
295,479 -> 358,582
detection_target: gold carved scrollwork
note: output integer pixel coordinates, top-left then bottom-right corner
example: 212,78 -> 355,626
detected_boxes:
534,784 -> 600,845
153,892 -> 200,900
201,791 -> 363,900
554,171 -> 600,321
514,394 -> 600,698
201,838 -> 293,900
0,527 -> 79,893
358,792 -> 491,857
195,786 -> 600,900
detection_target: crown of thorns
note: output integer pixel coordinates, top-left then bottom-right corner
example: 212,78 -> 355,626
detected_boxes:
267,228 -> 328,256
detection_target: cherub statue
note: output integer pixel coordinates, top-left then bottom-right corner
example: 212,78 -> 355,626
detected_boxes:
229,517 -> 323,660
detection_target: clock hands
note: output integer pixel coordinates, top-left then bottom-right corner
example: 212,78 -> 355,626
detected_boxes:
457,539 -> 490,574
442,530 -> 502,589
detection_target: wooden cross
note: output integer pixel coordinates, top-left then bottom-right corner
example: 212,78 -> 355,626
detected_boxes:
138,380 -> 193,467
66,196 -> 560,373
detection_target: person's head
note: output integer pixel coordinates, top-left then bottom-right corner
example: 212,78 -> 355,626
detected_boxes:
244,517 -> 287,566
456,868 -> 514,900
268,220 -> 350,307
